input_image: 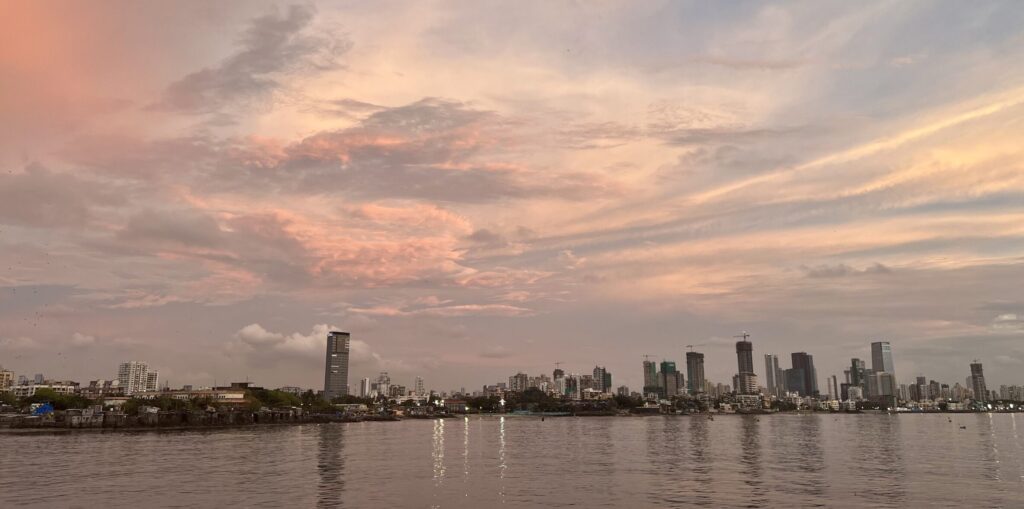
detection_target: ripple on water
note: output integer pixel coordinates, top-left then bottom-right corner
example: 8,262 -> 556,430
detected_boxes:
1,414 -> 1023,508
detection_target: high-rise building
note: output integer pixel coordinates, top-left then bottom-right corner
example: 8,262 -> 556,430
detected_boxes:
323,331 -> 351,401
146,371 -> 159,392
0,367 -> 13,393
734,373 -> 759,395
850,358 -> 865,387
508,372 -> 529,392
790,353 -> 818,397
592,366 -> 611,393
764,354 -> 778,395
736,339 -> 754,375
553,368 -> 565,380
871,341 -> 896,378
414,376 -> 425,396
659,361 -> 679,398
686,352 -> 705,395
784,369 -> 804,395
734,336 -> 757,396
359,377 -> 371,398
642,360 -> 659,397
616,385 -> 630,396
117,361 -> 157,396
827,375 -> 839,401
970,362 -> 988,403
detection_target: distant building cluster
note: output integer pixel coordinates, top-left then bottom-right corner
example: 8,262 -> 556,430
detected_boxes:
3,330 -> 1023,415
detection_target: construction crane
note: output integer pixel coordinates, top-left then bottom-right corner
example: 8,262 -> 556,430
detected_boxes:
554,361 -> 563,370
686,345 -> 694,352
734,331 -> 751,341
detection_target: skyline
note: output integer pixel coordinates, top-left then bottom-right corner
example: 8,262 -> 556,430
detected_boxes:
3,2 -> 1024,392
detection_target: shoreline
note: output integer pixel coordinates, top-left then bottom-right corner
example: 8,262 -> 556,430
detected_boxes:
2,409 -> 1017,434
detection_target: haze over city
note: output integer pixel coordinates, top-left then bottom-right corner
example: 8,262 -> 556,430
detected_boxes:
3,1 -> 1024,392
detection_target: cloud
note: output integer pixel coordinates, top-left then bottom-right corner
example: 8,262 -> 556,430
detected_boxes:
801,262 -> 892,278
558,250 -> 587,269
70,332 -> 96,346
231,323 -> 382,365
155,4 -> 350,113
349,303 -> 533,318
991,314 -> 1024,334
0,164 -> 123,228
0,336 -> 37,350
480,345 -> 513,359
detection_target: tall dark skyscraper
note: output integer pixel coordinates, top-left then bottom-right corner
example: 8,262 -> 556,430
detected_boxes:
686,351 -> 705,394
734,336 -> 757,395
871,341 -> 895,377
791,352 -> 818,397
850,358 -> 865,387
323,331 -> 351,401
736,339 -> 754,374
970,362 -> 988,403
553,368 -> 565,379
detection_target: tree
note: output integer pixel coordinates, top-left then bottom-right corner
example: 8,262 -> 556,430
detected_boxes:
613,394 -> 642,410
0,391 -> 17,406
22,389 -> 93,410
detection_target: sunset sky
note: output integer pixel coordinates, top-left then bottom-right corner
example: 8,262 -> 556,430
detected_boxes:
2,1 -> 1024,392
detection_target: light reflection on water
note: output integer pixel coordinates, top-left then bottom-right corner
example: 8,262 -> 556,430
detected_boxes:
2,414 -> 1023,508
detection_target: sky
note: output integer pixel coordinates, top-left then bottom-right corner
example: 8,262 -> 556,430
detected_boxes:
2,1 -> 1024,393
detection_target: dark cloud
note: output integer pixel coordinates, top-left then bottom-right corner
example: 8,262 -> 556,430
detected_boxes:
802,262 -> 892,278
117,209 -> 224,248
466,229 -> 506,245
0,164 -> 124,228
155,4 -> 350,113
313,98 -> 387,119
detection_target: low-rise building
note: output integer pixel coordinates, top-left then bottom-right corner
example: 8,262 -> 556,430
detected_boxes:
133,388 -> 247,405
12,380 -> 79,398
78,380 -> 125,399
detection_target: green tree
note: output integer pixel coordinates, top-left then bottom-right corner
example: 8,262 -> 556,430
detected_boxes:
23,389 -> 93,410
0,391 -> 16,406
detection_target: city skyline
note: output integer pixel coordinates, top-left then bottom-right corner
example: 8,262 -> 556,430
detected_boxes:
3,2 -> 1024,392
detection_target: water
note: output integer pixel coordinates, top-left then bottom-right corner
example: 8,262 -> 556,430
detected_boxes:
2,413 -> 1023,508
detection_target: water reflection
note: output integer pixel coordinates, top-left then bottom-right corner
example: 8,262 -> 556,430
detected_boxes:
432,418 -> 446,484
794,416 -> 825,497
498,416 -> 507,504
462,417 -> 470,486
316,424 -> 346,508
739,416 -> 766,507
688,417 -> 713,506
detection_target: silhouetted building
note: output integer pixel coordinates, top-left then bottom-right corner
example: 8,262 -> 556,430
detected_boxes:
686,351 -> 705,395
736,340 -> 754,374
323,331 -> 351,400
970,362 -> 988,403
850,358 -> 865,387
790,352 -> 818,397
